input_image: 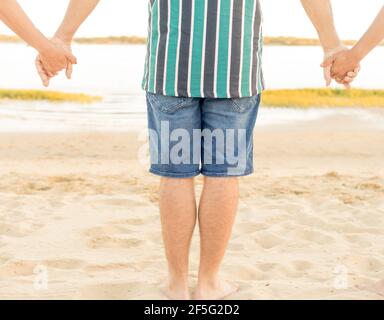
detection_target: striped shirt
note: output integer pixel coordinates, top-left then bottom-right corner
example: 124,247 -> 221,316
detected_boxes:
142,0 -> 264,98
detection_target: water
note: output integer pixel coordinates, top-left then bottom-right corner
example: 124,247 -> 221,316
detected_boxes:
0,43 -> 383,132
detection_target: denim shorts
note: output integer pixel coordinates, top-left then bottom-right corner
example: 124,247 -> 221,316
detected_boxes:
146,92 -> 261,178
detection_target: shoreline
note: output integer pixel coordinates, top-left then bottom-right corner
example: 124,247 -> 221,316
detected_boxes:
0,106 -> 383,133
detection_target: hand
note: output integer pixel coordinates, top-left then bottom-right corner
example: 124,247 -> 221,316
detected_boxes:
321,45 -> 359,88
322,49 -> 361,88
36,37 -> 76,87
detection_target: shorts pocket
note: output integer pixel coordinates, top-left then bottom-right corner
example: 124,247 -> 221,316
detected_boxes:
147,93 -> 194,114
230,94 -> 261,113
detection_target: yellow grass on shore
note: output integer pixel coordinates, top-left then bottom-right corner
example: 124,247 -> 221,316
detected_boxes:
262,89 -> 384,108
1,88 -> 384,108
0,89 -> 101,103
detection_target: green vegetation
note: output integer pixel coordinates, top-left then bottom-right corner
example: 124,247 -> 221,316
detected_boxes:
262,89 -> 384,108
74,36 -> 147,45
0,89 -> 101,103
263,37 -> 363,46
0,34 -> 20,43
1,88 -> 383,108
1,34 -> 382,46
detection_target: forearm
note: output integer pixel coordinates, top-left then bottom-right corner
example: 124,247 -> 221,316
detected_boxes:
54,0 -> 100,42
300,0 -> 341,50
0,0 -> 52,52
351,6 -> 384,61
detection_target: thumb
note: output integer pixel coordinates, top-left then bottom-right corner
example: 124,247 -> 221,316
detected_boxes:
321,56 -> 335,68
35,56 -> 50,87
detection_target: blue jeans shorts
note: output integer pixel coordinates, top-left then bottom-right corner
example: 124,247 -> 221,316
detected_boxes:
146,92 -> 261,178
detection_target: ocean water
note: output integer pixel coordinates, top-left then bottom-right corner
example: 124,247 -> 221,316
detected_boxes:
0,43 -> 383,132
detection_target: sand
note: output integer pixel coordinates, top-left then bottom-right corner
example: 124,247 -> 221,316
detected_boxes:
0,114 -> 383,300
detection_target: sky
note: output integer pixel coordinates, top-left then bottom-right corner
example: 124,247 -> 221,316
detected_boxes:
0,0 -> 383,40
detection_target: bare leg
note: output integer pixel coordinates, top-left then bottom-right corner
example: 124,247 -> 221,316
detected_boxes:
194,177 -> 240,300
159,177 -> 197,300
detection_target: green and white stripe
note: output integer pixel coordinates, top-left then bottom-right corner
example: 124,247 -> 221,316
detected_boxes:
143,0 -> 264,98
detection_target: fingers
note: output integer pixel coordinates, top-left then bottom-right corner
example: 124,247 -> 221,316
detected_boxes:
323,66 -> 332,87
343,76 -> 354,83
66,53 -> 77,65
66,62 -> 73,80
35,56 -> 50,87
340,65 -> 360,86
343,82 -> 351,89
321,54 -> 338,86
36,57 -> 75,86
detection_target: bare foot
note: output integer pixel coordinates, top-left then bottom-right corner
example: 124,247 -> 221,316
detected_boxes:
357,280 -> 384,298
193,279 -> 239,300
159,278 -> 191,300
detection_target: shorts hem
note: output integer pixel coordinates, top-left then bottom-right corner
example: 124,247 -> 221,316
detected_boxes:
149,168 -> 201,178
201,169 -> 254,178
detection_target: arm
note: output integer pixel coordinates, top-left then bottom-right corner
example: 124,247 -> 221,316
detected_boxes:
0,0 -> 54,52
0,0 -> 75,74
322,6 -> 384,80
300,0 -> 357,87
300,0 -> 342,51
54,0 -> 100,43
351,6 -> 384,62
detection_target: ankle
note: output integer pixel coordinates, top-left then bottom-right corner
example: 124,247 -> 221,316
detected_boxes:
197,273 -> 221,289
168,273 -> 189,289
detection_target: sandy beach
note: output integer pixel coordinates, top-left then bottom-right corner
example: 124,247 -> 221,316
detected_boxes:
0,113 -> 383,300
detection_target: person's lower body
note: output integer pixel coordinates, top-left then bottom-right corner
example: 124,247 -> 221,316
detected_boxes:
146,92 -> 261,300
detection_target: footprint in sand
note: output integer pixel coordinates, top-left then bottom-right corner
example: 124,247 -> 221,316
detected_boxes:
83,219 -> 148,249
342,255 -> 384,274
0,221 -> 44,238
43,259 -> 85,270
235,222 -> 268,233
256,262 -> 279,273
357,280 -> 384,298
110,218 -> 146,226
145,231 -> 163,244
0,260 -> 38,277
227,242 -> 244,251
343,234 -> 373,248
253,232 -> 286,250
86,235 -> 143,249
0,254 -> 12,265
289,228 -> 335,245
74,282 -> 163,300
0,258 -> 86,277
85,259 -> 163,273
291,260 -> 314,272
85,262 -> 133,273
224,264 -> 264,281
83,225 -> 133,237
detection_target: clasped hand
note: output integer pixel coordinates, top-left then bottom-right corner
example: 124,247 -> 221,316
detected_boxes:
322,45 -> 361,88
35,37 -> 76,87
